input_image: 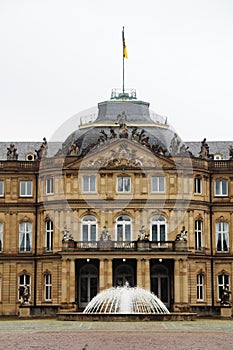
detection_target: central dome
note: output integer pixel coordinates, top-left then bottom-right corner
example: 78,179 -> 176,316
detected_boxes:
57,89 -> 187,158
83,283 -> 170,314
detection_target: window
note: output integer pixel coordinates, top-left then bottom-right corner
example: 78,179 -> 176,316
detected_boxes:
20,181 -> 32,197
216,221 -> 229,252
0,180 -> 4,197
45,220 -> 53,251
83,176 -> 96,192
117,176 -> 131,193
81,215 -> 97,241
195,220 -> 203,251
215,180 -> 228,196
44,274 -> 52,301
18,274 -> 30,302
19,222 -> 32,252
116,215 -> 131,241
0,223 -> 2,252
194,177 -> 202,194
218,274 -> 229,301
152,176 -> 165,193
150,215 -> 167,242
197,274 -> 204,301
46,178 -> 54,194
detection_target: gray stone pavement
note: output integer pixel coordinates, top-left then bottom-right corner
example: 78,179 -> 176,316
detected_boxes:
0,319 -> 233,350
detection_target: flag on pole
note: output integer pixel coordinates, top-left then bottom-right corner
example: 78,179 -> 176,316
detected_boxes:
122,27 -> 128,59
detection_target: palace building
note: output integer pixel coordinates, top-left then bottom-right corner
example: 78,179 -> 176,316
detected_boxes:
0,88 -> 232,316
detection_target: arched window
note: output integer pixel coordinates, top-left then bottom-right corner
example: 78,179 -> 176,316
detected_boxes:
45,220 -> 53,251
150,215 -> 167,242
216,221 -> 228,252
18,273 -> 31,302
19,222 -> 32,252
116,215 -> 132,241
81,215 -> 97,241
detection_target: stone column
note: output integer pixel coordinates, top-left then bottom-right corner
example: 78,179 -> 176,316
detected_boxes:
144,259 -> 150,290
173,258 -> 189,311
61,257 -> 76,310
174,259 -> 181,307
107,259 -> 113,288
181,259 -> 188,304
99,259 -> 105,292
137,258 -> 143,288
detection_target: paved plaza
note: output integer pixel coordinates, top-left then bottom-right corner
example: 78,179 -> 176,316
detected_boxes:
0,318 -> 233,350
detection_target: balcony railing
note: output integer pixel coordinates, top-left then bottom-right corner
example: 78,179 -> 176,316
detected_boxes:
61,240 -> 187,252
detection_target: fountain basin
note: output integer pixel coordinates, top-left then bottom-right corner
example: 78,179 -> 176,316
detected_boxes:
57,312 -> 197,321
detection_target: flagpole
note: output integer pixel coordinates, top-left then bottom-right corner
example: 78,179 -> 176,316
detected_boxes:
122,26 -> 125,94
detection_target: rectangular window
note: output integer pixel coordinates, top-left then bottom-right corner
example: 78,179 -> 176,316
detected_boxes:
19,222 -> 32,252
152,176 -> 165,193
194,177 -> 202,194
117,176 -> 131,193
44,274 -> 52,301
197,274 -> 204,301
20,181 -> 32,197
0,181 -> 4,197
83,176 -> 96,192
195,220 -> 202,251
46,178 -> 54,194
216,222 -> 229,252
0,223 -> 2,252
215,180 -> 228,196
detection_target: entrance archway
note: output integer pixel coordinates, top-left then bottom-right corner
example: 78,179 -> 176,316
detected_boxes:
151,263 -> 170,308
114,264 -> 134,287
79,263 -> 98,308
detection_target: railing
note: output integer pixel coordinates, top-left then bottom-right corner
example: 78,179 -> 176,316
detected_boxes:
62,240 -> 180,252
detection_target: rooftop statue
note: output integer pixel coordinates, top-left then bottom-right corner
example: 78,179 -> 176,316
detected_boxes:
169,133 -> 181,155
7,143 -> 18,160
35,137 -> 48,159
229,145 -> 233,160
199,138 -> 210,159
68,134 -> 79,155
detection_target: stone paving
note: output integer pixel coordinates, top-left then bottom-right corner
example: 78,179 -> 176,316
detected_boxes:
0,319 -> 233,350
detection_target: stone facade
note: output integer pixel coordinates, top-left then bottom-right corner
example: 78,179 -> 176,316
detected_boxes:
0,92 -> 232,316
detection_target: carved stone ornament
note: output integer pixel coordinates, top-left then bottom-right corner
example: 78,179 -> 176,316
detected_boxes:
83,142 -> 162,169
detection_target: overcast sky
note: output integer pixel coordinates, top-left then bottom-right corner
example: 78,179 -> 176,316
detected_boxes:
0,0 -> 233,142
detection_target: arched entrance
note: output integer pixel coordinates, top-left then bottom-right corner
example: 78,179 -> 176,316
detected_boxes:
114,264 -> 134,287
79,263 -> 98,308
151,263 -> 170,308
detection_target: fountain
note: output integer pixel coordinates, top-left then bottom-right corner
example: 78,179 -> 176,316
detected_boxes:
84,282 -> 170,314
58,282 -> 196,321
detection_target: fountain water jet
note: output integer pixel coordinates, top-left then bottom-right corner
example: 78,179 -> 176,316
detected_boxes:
84,283 -> 170,314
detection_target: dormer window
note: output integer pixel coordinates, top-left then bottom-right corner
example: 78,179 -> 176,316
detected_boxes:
214,153 -> 222,160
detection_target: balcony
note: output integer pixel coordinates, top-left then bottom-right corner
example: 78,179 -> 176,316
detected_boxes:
61,240 -> 187,252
